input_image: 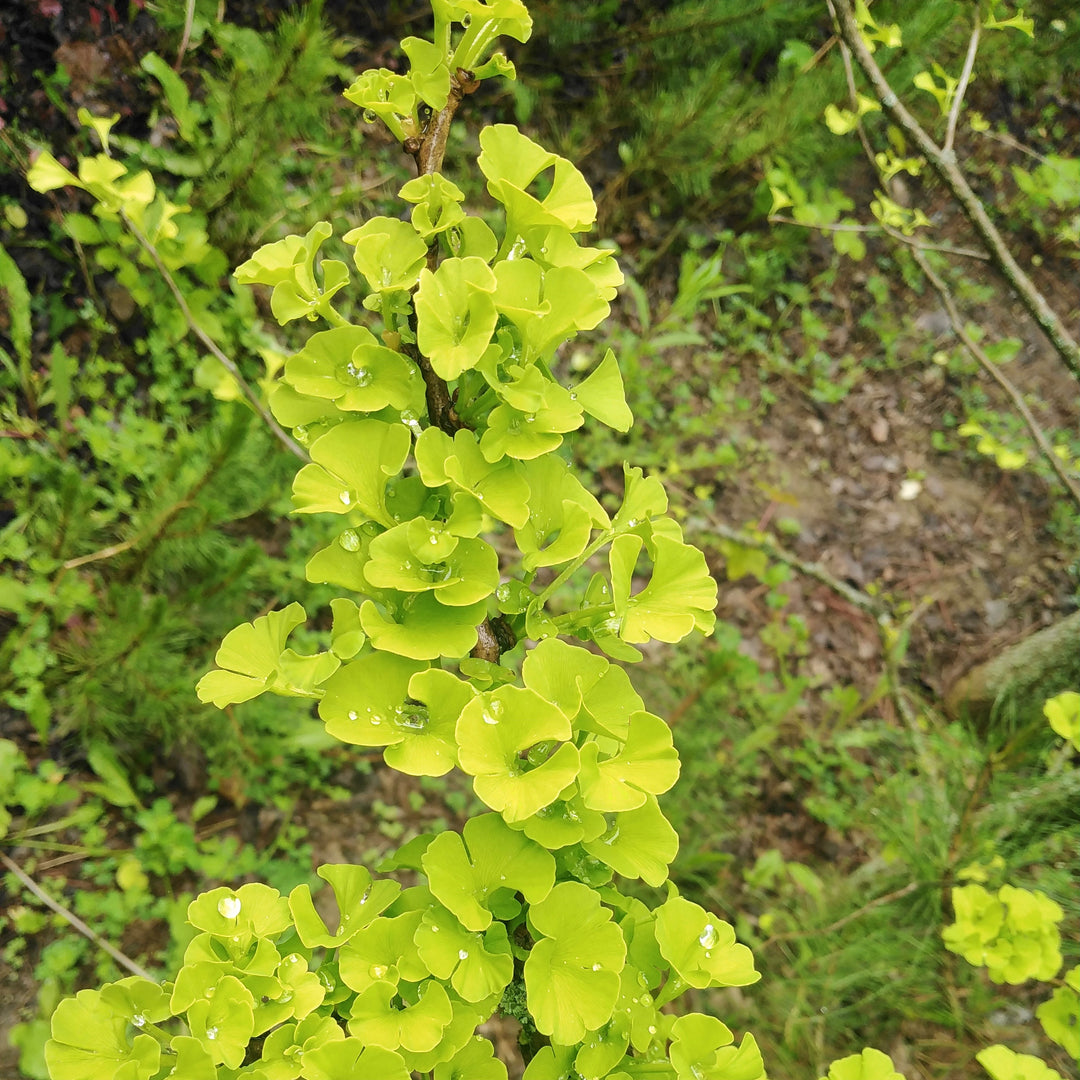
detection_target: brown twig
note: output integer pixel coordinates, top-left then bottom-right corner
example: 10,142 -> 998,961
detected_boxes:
0,850 -> 156,981
910,244 -> 1080,511
399,70 -> 513,659
830,0 -> 1080,383
175,0 -> 196,70
669,482 -> 928,724
758,880 -> 923,950
768,214 -> 989,261
944,17 -> 980,155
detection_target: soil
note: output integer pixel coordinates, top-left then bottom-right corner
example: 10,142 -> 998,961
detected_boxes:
1,4 -> 1078,1079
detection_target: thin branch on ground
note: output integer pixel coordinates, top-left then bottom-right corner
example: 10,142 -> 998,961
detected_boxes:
975,128 -> 1051,165
768,214 -> 989,260
119,211 -> 309,462
910,245 -> 1080,511
687,508 -> 887,620
759,880 -> 923,950
175,0 -> 197,69
670,485 -> 930,725
945,18 -> 981,155
829,0 -> 1080,383
0,850 -> 156,981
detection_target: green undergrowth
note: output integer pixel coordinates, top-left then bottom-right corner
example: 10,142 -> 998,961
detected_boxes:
632,634 -> 1080,1076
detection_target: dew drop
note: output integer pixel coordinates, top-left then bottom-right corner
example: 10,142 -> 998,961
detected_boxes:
205,986 -> 216,998
370,964 -> 389,979
284,953 -> 304,966
370,714 -> 383,726
640,993 -> 653,1007
591,963 -> 602,971
698,923 -> 719,950
348,710 -> 359,721
217,895 -> 242,920
206,1026 -> 219,1041
647,1024 -> 657,1035
461,12 -> 472,26
431,925 -> 440,933
340,529 -> 361,552
363,108 -> 378,123
279,989 -> 294,1004
339,490 -> 353,506
569,392 -> 577,401
524,413 -> 536,423
458,948 -> 469,960
495,583 -> 511,603
428,534 -> 440,545
132,1014 -> 147,1028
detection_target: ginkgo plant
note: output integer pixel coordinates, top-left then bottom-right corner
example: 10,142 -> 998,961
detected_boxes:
34,3 -> 770,1079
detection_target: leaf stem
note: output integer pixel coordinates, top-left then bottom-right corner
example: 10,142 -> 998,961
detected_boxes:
533,530 -> 615,611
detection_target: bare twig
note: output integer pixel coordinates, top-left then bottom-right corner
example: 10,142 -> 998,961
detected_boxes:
910,245 -> 1080,510
945,18 -> 981,155
669,483 -> 932,725
119,211 -> 308,462
175,0 -> 197,70
759,881 -> 923,950
830,0 -> 1080,383
975,128 -> 1051,165
400,74 -> 513,660
0,850 -> 156,981
768,214 -> 989,261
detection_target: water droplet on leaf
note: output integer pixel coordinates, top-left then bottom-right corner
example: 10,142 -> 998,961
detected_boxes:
363,109 -> 378,123
458,948 -> 469,960
340,530 -> 361,552
206,1026 -> 219,1041
217,895 -> 242,920
132,1014 -> 146,1028
698,923 -> 719,950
